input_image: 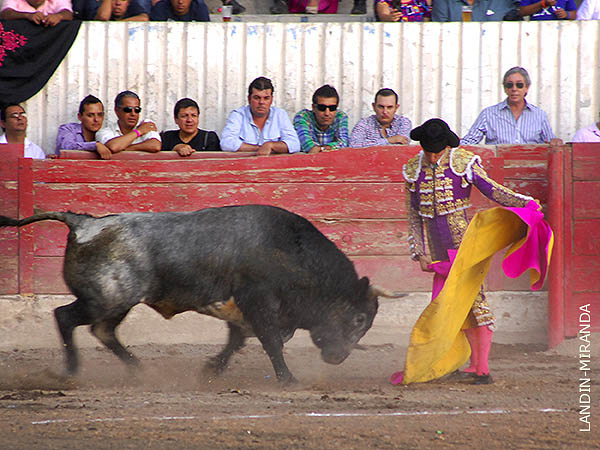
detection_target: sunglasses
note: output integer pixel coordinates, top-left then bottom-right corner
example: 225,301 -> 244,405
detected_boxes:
315,104 -> 337,112
121,106 -> 142,113
504,82 -> 525,89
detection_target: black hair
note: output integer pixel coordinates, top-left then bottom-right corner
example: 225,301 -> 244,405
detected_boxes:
248,77 -> 274,96
174,98 -> 199,117
78,95 -> 103,114
374,88 -> 398,104
114,90 -> 140,109
312,84 -> 339,105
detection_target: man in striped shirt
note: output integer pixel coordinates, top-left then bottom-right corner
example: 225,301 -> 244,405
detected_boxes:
293,84 -> 349,153
350,88 -> 412,148
461,67 -> 563,146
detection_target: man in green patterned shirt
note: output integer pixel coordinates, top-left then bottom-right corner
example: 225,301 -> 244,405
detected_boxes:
293,84 -> 349,154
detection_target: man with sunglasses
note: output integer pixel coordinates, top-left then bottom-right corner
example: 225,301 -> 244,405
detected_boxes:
293,85 -> 349,153
461,67 -> 562,146
96,90 -> 161,154
0,103 -> 46,159
221,76 -> 300,156
350,88 -> 411,148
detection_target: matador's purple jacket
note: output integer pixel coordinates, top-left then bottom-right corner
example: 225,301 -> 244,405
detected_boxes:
403,147 -> 534,263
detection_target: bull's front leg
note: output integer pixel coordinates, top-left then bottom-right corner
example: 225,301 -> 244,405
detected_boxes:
243,304 -> 297,385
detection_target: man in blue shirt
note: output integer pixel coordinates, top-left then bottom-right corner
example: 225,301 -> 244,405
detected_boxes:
519,0 -> 577,20
150,0 -> 209,21
92,0 -> 150,20
461,67 -> 563,146
221,76 -> 301,156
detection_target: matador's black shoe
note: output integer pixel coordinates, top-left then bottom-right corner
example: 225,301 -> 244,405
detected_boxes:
473,374 -> 494,385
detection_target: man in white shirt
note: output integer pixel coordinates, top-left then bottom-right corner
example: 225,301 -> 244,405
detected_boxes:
96,90 -> 161,154
0,103 -> 46,159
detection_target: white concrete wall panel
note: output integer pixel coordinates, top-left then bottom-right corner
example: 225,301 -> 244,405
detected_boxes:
22,21 -> 600,154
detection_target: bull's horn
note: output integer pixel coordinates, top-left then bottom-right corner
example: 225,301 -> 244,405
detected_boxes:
368,285 -> 408,299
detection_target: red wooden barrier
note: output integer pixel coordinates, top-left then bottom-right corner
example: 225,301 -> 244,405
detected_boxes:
6,143 -> 593,346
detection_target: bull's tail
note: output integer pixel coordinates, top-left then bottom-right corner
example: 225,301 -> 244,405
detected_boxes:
0,212 -> 90,230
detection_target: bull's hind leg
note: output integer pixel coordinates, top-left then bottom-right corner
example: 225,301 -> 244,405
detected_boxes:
90,312 -> 140,369
54,299 -> 93,375
204,322 -> 246,376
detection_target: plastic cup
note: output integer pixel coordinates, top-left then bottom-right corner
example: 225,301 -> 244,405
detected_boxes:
222,5 -> 233,22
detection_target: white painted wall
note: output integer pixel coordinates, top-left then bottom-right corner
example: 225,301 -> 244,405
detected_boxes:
20,20 -> 600,154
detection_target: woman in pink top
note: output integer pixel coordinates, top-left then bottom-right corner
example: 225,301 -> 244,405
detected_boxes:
0,0 -> 73,26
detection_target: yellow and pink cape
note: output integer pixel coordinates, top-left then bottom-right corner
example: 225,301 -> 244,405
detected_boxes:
400,203 -> 554,384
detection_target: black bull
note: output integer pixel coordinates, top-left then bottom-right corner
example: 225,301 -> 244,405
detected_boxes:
0,205 -> 404,384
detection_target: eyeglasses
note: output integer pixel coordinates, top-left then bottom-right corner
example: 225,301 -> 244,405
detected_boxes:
121,106 -> 142,113
315,104 -> 338,112
8,112 -> 27,119
504,82 -> 525,89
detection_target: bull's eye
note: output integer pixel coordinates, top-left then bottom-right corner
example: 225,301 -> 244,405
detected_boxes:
353,313 -> 367,329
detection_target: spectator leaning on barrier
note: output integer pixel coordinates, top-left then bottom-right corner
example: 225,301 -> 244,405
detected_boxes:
220,76 -> 301,156
93,0 -> 149,20
350,88 -> 411,148
519,0 -> 577,20
374,0 -> 431,22
461,67 -> 563,146
293,84 -> 349,154
150,0 -> 209,21
577,0 -> 600,18
55,95 -> 111,159
431,0 -> 519,21
161,98 -> 221,155
0,0 -> 73,25
572,114 -> 600,143
0,103 -> 46,159
96,90 -> 161,153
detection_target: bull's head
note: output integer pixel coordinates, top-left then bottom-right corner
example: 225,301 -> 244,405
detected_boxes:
310,277 -> 406,365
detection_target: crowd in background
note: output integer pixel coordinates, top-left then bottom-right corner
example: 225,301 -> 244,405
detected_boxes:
0,0 -> 598,23
2,67 -> 599,160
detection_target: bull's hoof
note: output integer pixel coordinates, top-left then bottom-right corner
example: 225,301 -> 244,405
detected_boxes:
203,357 -> 227,377
277,374 -> 299,387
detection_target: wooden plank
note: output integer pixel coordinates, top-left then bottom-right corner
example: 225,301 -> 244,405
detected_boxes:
32,219 -> 412,258
573,220 -> 600,257
32,254 -> 433,295
0,182 -> 19,217
58,150 -> 249,160
563,145 -> 575,341
33,257 -> 68,294
572,255 -> 600,293
546,147 -> 565,348
573,181 -> 600,219
0,229 -> 18,256
572,143 -> 600,181
39,148 -> 412,184
32,183 -> 408,220
18,158 -> 35,294
496,145 -> 551,160
0,257 -> 18,294
564,293 -> 600,336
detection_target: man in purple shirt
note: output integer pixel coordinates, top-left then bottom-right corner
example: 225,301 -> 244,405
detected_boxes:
350,88 -> 412,148
55,95 -> 111,159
